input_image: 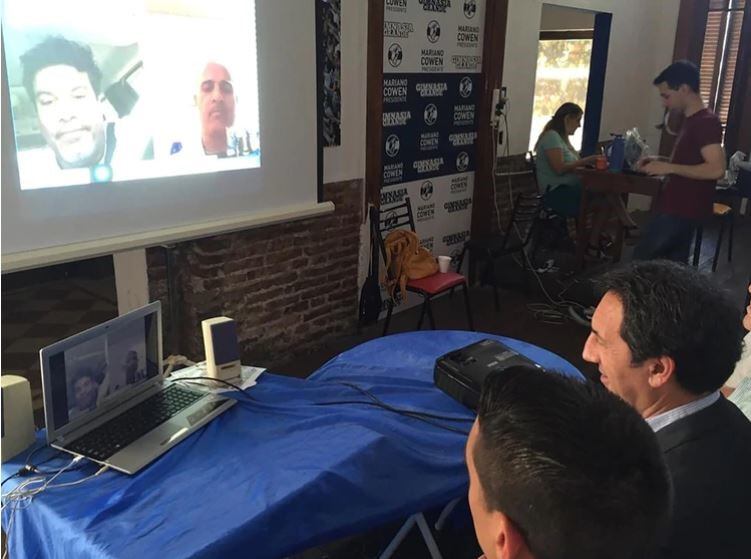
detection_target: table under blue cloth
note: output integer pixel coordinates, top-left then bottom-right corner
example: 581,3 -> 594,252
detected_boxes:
2,331 -> 581,559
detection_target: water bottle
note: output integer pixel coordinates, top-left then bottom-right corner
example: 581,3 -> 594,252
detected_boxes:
607,133 -> 626,173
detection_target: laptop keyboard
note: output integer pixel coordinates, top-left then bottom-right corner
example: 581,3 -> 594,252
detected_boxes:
67,384 -> 205,461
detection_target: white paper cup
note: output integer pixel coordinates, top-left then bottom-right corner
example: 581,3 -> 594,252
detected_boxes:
438,255 -> 451,273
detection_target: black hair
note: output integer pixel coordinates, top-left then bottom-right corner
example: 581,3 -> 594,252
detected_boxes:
536,102 -> 582,153
598,260 -> 744,394
474,366 -> 671,559
653,60 -> 700,93
20,36 -> 102,102
70,367 -> 98,388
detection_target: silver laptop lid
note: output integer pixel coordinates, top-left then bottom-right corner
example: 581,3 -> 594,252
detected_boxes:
40,302 -> 163,444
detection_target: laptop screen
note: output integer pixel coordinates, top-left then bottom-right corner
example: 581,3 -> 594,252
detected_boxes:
45,308 -> 160,432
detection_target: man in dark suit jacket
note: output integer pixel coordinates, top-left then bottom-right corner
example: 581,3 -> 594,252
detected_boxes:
582,260 -> 751,559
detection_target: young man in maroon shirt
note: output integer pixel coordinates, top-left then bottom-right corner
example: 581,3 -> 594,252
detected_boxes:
634,60 -> 726,262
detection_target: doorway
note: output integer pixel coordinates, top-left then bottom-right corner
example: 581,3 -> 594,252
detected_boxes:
530,4 -> 611,155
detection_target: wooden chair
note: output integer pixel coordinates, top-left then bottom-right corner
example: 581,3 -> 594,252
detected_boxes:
692,202 -> 734,272
372,200 -> 474,336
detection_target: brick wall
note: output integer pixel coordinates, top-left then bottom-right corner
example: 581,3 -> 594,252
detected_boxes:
490,153 -> 539,234
147,179 -> 363,365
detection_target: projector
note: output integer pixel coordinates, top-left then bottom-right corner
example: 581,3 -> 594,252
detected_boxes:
434,339 -> 542,411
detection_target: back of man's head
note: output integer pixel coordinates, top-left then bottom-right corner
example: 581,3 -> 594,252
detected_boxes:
599,260 -> 744,394
21,36 -> 102,101
653,60 -> 700,93
474,367 -> 671,559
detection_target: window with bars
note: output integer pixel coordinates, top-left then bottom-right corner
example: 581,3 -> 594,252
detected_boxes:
699,0 -> 746,130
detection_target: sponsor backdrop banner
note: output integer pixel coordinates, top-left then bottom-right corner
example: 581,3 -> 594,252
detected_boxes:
383,0 -> 485,74
382,74 -> 479,185
379,0 -> 485,315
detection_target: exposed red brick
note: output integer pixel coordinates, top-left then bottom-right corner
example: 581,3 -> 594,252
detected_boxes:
147,180 -> 363,364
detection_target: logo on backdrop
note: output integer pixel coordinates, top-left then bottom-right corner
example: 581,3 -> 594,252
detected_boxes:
456,151 -> 470,171
383,110 -> 412,127
426,20 -> 441,43
443,230 -> 470,246
416,81 -> 448,97
386,0 -> 409,14
413,157 -> 444,174
450,175 -> 470,194
452,54 -> 481,71
388,43 -> 404,67
450,248 -> 463,265
417,202 -> 435,222
423,103 -> 438,125
463,0 -> 477,18
384,77 -> 408,104
457,25 -> 480,48
444,198 -> 472,213
421,48 -> 444,72
420,132 -> 440,151
419,0 -> 452,12
453,103 -> 475,126
420,180 -> 434,200
384,211 -> 399,229
381,187 -> 409,206
385,134 -> 401,157
448,131 -> 477,147
420,236 -> 435,253
459,77 -> 473,98
384,21 -> 415,38
383,162 -> 404,184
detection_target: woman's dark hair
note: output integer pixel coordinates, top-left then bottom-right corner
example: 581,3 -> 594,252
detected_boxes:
536,102 -> 582,152
598,260 -> 744,394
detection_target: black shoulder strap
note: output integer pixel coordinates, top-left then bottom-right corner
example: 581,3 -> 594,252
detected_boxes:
369,206 -> 380,279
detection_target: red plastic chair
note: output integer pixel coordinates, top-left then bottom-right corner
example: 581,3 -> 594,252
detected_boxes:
372,199 -> 474,336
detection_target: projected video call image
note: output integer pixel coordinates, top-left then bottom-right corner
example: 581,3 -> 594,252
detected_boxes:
63,320 -> 149,422
2,0 -> 260,191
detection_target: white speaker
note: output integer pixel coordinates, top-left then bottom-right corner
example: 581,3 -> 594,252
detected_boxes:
1,375 -> 36,463
201,317 -> 242,380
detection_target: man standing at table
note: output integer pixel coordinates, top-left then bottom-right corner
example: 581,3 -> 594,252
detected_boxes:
583,260 -> 751,558
634,60 -> 726,262
467,366 -> 671,559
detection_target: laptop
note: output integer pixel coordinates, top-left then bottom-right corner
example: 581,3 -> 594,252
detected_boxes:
40,302 -> 235,474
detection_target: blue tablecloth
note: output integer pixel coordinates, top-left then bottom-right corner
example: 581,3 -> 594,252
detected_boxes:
2,331 -> 581,559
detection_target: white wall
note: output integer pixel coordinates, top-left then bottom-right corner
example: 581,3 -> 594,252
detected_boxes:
540,4 -> 595,31
502,0 -> 681,157
323,0 -> 367,184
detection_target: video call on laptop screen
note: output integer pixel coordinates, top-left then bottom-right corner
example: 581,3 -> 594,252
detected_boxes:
47,312 -> 160,431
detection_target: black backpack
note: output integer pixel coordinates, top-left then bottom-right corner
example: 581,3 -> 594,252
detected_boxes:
359,207 -> 383,325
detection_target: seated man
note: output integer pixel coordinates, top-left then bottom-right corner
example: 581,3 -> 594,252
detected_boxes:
467,366 -> 670,559
584,260 -> 751,558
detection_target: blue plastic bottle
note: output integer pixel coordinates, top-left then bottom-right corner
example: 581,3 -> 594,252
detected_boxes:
608,134 -> 626,173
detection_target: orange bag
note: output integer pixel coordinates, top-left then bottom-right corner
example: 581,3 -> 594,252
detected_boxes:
382,229 -> 438,299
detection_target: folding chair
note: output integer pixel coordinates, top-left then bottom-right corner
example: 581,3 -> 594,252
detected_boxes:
456,193 -> 543,312
372,200 -> 474,336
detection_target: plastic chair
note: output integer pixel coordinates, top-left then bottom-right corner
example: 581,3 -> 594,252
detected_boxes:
372,201 -> 474,336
